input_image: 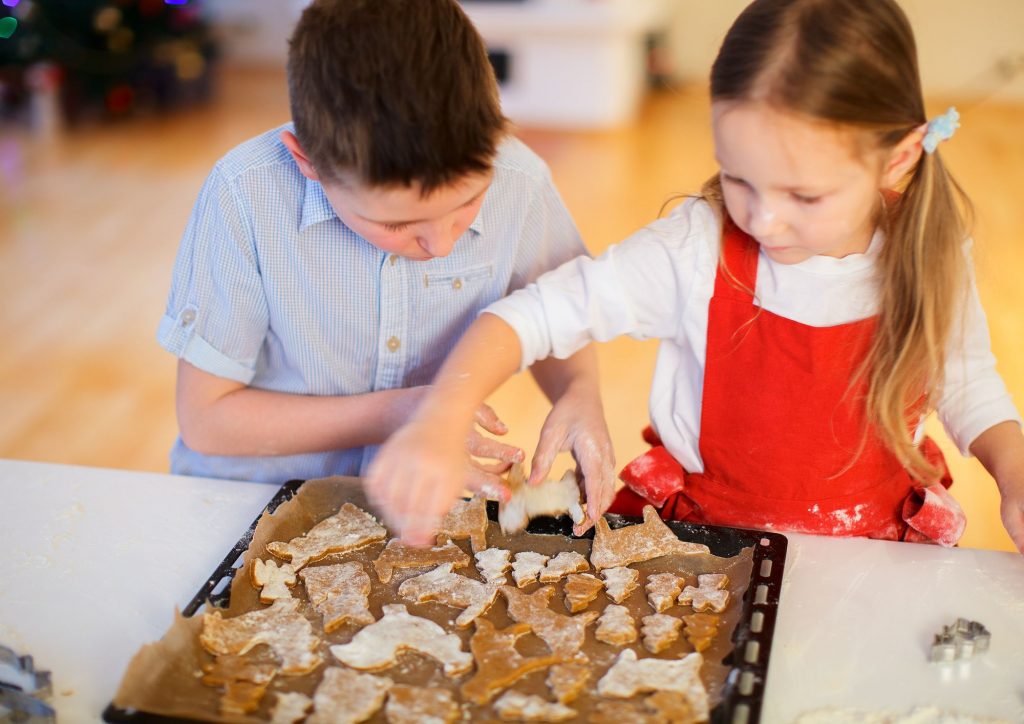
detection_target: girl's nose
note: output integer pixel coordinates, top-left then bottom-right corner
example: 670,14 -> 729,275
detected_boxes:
748,197 -> 784,236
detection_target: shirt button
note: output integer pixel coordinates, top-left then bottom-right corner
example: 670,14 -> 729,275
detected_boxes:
389,255 -> 399,266
386,336 -> 401,352
180,309 -> 196,326
452,278 -> 463,290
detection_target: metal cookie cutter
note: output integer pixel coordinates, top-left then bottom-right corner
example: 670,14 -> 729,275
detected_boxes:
929,618 -> 991,663
0,644 -> 55,723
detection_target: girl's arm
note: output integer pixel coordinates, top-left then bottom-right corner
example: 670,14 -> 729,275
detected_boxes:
364,313 -> 527,544
969,420 -> 1024,554
176,360 -> 522,472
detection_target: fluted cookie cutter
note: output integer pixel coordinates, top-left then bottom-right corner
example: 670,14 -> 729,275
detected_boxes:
0,644 -> 55,722
929,618 -> 990,663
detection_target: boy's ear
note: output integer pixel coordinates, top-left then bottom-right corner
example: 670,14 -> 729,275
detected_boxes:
881,124 -> 926,188
281,130 -> 320,181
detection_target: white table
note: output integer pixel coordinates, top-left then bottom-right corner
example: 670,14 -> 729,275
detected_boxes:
1,459 -> 1022,722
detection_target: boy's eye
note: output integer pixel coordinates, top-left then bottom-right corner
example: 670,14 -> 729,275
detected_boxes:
792,193 -> 821,205
382,222 -> 409,232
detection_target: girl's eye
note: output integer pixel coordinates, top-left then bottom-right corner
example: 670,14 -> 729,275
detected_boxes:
382,222 -> 408,233
792,193 -> 821,205
721,173 -> 747,187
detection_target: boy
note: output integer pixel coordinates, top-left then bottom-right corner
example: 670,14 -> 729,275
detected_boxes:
157,0 -> 608,498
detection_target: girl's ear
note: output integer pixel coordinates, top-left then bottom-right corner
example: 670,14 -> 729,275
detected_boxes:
281,130 -> 321,181
881,124 -> 926,188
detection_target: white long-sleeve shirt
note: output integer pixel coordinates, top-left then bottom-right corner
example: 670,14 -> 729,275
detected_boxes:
487,198 -> 1021,475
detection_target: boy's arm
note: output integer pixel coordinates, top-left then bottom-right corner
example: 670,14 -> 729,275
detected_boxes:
969,420 -> 1024,554
527,349 -> 616,531
176,360 -> 521,465
364,313 -> 526,544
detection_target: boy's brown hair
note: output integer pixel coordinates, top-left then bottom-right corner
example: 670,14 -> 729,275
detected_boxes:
287,0 -> 507,193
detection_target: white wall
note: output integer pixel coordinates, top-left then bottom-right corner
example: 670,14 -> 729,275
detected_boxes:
210,0 -> 1024,102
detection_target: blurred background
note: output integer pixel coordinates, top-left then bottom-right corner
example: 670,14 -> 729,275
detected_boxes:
1,0 -> 1021,551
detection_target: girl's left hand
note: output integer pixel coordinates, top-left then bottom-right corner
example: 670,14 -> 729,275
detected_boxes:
527,385 -> 616,534
998,476 -> 1024,555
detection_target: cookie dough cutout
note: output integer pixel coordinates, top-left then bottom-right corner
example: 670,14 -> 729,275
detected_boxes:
460,619 -> 564,705
546,661 -> 590,704
475,547 -> 512,586
384,684 -> 459,724
682,612 -> 721,653
329,604 -> 472,677
595,604 -> 637,646
306,666 -> 393,724
269,691 -> 313,724
646,572 -> 686,613
538,551 -> 589,583
641,613 -> 682,654
397,562 -> 499,627
438,494 -> 488,553
596,649 -> 709,721
498,465 -> 585,535
590,505 -> 710,570
511,551 -> 550,588
266,503 -> 387,571
372,536 -> 470,584
199,598 -> 321,675
500,585 -> 598,658
563,573 -> 604,613
601,566 -> 640,604
200,654 -> 277,716
590,700 -> 662,724
250,559 -> 296,603
493,691 -> 577,722
646,689 -> 703,722
299,561 -> 374,632
678,573 -> 731,613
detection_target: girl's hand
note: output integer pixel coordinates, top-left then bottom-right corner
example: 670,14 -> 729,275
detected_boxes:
528,385 -> 616,535
365,404 -> 522,546
998,476 -> 1024,555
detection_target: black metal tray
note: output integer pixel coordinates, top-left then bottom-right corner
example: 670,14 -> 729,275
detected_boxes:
105,479 -> 787,724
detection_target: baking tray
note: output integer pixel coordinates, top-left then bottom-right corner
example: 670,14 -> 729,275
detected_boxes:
104,479 -> 787,724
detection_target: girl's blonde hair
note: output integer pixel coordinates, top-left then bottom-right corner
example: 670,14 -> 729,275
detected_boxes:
703,0 -> 972,481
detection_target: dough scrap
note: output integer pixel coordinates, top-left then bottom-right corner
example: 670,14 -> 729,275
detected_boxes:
438,494 -> 488,553
493,691 -> 577,722
306,666 -> 392,724
372,536 -> 470,584
563,573 -> 604,613
511,551 -> 550,588
266,502 -> 386,571
538,551 -> 589,583
682,612 -> 721,653
397,562 -> 499,627
500,585 -> 598,658
475,547 -> 512,586
460,619 -> 564,705
546,661 -> 590,704
601,566 -> 640,604
199,598 -> 321,675
384,684 -> 460,724
329,604 -> 472,677
590,505 -> 709,570
646,572 -> 686,613
678,573 -> 731,613
596,649 -> 708,721
269,691 -> 313,724
250,558 -> 296,603
299,561 -> 374,632
595,604 -> 637,646
200,653 -> 277,715
498,465 -> 585,534
641,613 -> 682,654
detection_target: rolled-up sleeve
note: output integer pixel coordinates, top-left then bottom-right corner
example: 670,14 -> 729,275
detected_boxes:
156,165 -> 269,384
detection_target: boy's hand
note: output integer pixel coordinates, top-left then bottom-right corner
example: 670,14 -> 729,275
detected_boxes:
528,386 -> 616,534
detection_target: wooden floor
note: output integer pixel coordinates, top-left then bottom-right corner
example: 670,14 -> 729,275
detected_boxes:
2,68 -> 1022,551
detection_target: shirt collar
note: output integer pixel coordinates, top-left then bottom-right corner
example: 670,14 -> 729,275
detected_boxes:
298,174 -> 490,240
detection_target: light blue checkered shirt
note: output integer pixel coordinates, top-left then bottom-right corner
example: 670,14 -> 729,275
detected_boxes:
157,124 -> 586,484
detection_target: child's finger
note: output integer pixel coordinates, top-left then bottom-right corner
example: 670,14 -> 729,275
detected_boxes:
466,467 -> 511,502
466,431 -> 524,464
473,404 -> 509,436
528,436 -> 560,486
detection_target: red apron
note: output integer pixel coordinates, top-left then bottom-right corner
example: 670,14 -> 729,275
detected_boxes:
610,219 -> 965,546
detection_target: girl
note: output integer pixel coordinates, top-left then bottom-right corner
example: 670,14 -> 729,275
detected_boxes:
365,0 -> 1024,554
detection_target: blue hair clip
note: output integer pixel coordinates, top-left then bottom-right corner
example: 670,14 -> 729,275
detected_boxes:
922,107 -> 959,154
